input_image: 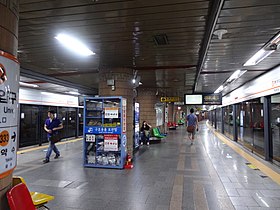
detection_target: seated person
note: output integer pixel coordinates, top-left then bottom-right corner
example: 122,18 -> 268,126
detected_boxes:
140,121 -> 152,146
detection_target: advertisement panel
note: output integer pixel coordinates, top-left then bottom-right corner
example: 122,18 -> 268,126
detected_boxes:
134,103 -> 140,148
122,98 -> 127,133
0,52 -> 19,177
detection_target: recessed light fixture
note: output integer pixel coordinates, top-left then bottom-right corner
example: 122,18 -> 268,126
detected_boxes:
214,85 -> 224,94
243,49 -> 274,66
226,69 -> 247,83
55,33 -> 95,56
19,82 -> 39,88
65,91 -> 80,95
41,92 -> 58,96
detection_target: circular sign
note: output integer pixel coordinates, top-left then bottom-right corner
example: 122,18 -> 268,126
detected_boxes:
122,134 -> 127,147
0,130 -> 9,146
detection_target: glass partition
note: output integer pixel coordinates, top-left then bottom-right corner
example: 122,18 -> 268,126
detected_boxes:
216,108 -> 222,133
271,94 -> 280,162
236,99 -> 264,156
224,105 -> 234,140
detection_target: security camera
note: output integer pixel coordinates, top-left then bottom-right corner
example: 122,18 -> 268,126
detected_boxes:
269,43 -> 278,50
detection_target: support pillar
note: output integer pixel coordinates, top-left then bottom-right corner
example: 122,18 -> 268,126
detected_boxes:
99,68 -> 134,157
137,89 -> 158,128
0,1 -> 19,209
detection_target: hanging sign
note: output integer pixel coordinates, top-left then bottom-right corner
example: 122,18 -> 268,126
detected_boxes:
104,107 -> 118,118
104,134 -> 118,151
0,51 -> 19,178
160,97 -> 180,102
202,93 -> 222,105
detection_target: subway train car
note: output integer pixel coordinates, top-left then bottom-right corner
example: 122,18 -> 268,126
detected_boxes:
19,88 -> 84,147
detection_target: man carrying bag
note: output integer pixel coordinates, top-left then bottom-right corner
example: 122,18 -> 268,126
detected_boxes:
43,110 -> 63,164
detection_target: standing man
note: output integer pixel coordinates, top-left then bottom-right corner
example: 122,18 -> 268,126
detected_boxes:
43,110 -> 63,163
186,108 -> 199,145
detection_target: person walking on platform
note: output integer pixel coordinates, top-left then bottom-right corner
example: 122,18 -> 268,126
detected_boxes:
43,110 -> 63,163
140,121 -> 152,146
186,108 -> 198,145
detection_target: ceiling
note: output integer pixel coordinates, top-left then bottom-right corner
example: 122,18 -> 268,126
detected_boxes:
18,0 -> 280,98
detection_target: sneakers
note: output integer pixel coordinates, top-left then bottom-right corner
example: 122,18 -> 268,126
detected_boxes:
147,142 -> 150,146
54,154 -> 60,159
43,158 -> 49,164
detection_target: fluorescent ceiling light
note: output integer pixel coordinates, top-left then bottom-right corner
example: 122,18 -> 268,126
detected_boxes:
214,85 -> 224,94
226,69 -> 247,83
243,49 -> 274,66
19,82 -> 39,88
244,31 -> 280,66
55,33 -> 95,56
132,79 -> 136,84
139,81 -> 143,85
65,91 -> 80,95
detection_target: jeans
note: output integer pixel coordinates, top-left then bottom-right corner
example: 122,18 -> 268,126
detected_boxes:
46,138 -> 60,160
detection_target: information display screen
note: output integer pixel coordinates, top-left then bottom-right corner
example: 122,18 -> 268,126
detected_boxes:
184,94 -> 203,105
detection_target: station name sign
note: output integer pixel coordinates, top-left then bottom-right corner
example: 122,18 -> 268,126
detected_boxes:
202,93 -> 222,105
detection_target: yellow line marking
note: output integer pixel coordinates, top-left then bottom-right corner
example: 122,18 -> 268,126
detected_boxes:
17,138 -> 83,154
206,122 -> 280,185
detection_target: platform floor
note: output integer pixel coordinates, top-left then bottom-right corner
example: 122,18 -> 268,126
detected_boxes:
15,121 -> 280,210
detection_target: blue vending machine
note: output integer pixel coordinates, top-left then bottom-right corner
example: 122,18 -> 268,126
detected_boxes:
83,96 -> 127,169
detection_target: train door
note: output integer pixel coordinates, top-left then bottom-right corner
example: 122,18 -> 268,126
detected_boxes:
78,108 -> 83,136
57,107 -> 77,138
68,107 -> 77,137
19,105 -> 40,147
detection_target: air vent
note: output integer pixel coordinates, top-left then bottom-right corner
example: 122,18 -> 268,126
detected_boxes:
153,34 -> 169,45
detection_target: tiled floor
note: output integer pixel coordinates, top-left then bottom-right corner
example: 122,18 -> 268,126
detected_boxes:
15,122 -> 280,210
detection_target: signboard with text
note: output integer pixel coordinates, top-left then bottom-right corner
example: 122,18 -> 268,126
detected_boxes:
122,98 -> 127,133
104,107 -> 118,118
202,93 -> 222,105
0,52 -> 19,177
160,97 -> 180,103
104,134 -> 118,151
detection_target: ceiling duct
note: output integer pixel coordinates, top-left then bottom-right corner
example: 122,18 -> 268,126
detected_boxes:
153,34 -> 169,45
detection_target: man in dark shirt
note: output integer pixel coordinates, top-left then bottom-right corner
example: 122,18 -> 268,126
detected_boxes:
43,110 -> 63,163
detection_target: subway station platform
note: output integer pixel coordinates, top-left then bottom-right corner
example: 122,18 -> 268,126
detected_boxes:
15,122 -> 280,210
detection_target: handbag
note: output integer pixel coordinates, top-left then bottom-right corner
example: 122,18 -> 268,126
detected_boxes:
187,125 -> 195,133
49,132 -> 61,144
144,130 -> 150,137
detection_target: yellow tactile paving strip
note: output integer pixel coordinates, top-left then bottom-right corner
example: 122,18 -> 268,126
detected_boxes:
207,122 -> 280,185
17,138 -> 83,154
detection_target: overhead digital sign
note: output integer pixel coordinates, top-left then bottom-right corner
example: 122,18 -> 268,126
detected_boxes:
184,93 -> 222,105
184,94 -> 203,105
202,93 -> 222,105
